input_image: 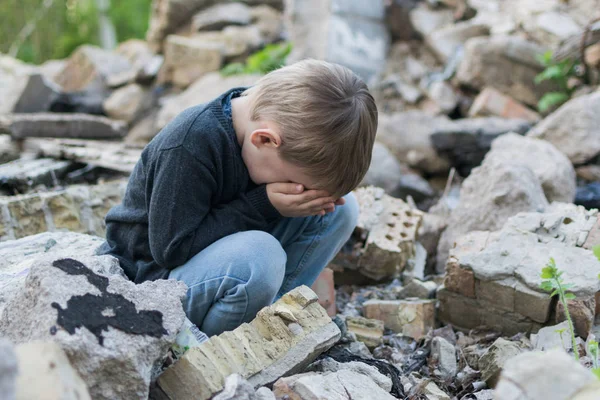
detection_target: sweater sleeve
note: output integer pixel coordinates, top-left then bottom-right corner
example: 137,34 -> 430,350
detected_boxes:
146,146 -> 280,269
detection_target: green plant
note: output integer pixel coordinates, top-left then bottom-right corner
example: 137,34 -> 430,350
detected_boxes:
588,340 -> 600,379
221,42 -> 292,76
540,258 -> 578,360
534,51 -> 578,113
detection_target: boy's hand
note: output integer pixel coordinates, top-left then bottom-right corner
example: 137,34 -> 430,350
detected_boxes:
266,183 -> 342,217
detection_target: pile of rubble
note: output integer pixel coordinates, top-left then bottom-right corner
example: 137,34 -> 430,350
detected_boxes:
1,0 -> 600,399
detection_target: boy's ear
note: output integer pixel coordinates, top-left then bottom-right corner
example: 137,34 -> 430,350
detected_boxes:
250,129 -> 282,149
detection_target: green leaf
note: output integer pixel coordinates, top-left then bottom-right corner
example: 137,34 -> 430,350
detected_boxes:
220,62 -> 246,76
593,245 -> 600,262
538,92 -> 570,112
541,266 -> 555,279
593,368 -> 600,380
564,292 -> 576,300
535,50 -> 553,66
551,289 -> 559,297
540,281 -> 554,292
535,65 -> 564,84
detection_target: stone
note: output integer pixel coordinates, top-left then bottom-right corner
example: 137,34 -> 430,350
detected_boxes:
430,118 -> 532,176
191,3 -> 252,31
285,0 -> 390,82
572,381 -> 600,400
363,299 -> 435,340
485,133 -> 576,203
0,113 -> 127,140
0,135 -> 19,165
161,35 -> 222,88
50,89 -> 105,115
0,250 -> 188,400
469,87 -> 541,122
0,54 -> 37,114
479,338 -> 524,387
0,339 -> 17,400
126,110 -> 161,145
346,316 -> 384,349
530,321 -> 572,352
255,387 -> 276,400
423,381 -> 451,400
212,374 -> 258,400
146,0 -> 214,51
397,279 -> 437,299
377,111 -> 451,175
426,81 -> 458,114
435,157 -> 549,274
331,186 -> 423,282
13,73 -> 61,113
157,286 -> 341,399
273,369 -> 396,400
527,92 -> 600,165
418,212 -> 447,275
426,21 -> 490,63
0,158 -> 73,191
409,3 -> 453,37
361,142 -> 404,196
14,340 -> 91,400
54,45 -> 132,92
438,204 -> 600,335
308,358 -> 393,393
156,72 -> 260,129
456,36 -> 555,106
103,84 -> 152,123
311,268 -> 336,317
576,183 -> 600,210
576,165 -> 600,183
556,297 -> 595,339
385,0 -> 419,41
430,337 -> 457,381
250,5 -> 283,43
192,26 -> 263,59
494,349 -> 596,399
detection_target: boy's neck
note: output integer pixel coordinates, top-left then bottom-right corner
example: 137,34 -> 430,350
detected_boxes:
231,95 -> 251,147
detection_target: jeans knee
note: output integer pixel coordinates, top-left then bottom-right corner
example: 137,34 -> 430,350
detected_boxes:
334,192 -> 359,238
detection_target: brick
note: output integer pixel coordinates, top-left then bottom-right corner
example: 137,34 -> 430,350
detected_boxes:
444,258 -> 475,298
475,279 -> 515,313
311,268 -> 336,317
362,299 -> 435,340
345,316 -> 384,349
469,87 -> 541,122
157,286 -> 340,400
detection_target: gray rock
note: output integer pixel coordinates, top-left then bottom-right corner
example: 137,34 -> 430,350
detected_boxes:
213,374 -> 258,400
527,92 -> 600,165
50,89 -> 106,115
341,341 -> 373,359
377,111 -> 451,175
426,21 -> 490,63
285,0 -> 390,82
486,133 -> 576,203
385,0 -> 419,41
436,157 -> 548,273
255,387 -> 276,400
13,73 -> 61,113
192,3 -> 252,31
309,358 -> 393,392
479,338 -> 524,387
0,113 -> 127,139
0,339 -> 17,400
161,35 -> 223,88
409,3 -> 453,36
103,84 -> 153,123
430,337 -> 457,381
430,117 -> 532,176
495,349 -> 596,399
456,36 -> 555,106
0,54 -> 37,115
14,340 -> 91,400
0,250 -> 187,400
0,158 -> 73,191
530,321 -> 572,352
0,135 -> 22,165
361,142 -> 404,195
427,81 -> 458,114
397,278 -> 437,299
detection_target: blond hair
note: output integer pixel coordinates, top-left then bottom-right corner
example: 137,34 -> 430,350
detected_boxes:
244,59 -> 378,198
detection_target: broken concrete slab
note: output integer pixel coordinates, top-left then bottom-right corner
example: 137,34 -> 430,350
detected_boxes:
0,250 -> 187,400
456,36 -> 555,106
157,286 -> 340,400
528,92 -> 600,165
468,87 -> 541,122
161,35 -> 222,88
436,156 -> 549,274
0,339 -> 18,400
14,340 -> 91,400
191,2 -> 252,31
439,204 -> 600,336
0,158 -> 73,191
27,138 -> 142,173
273,369 -> 396,400
0,113 -> 127,140
495,349 -> 596,399
346,316 -> 385,349
285,0 -> 390,82
307,358 -> 393,393
330,186 -> 423,283
363,299 -> 435,340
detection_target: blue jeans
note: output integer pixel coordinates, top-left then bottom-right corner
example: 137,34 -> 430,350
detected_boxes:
168,193 -> 358,337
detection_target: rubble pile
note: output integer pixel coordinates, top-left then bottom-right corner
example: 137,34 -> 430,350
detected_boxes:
1,0 -> 600,399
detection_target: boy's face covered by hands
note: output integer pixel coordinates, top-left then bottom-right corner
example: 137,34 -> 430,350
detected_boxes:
242,127 -> 343,218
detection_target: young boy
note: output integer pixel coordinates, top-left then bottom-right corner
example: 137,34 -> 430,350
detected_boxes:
97,59 -> 378,337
